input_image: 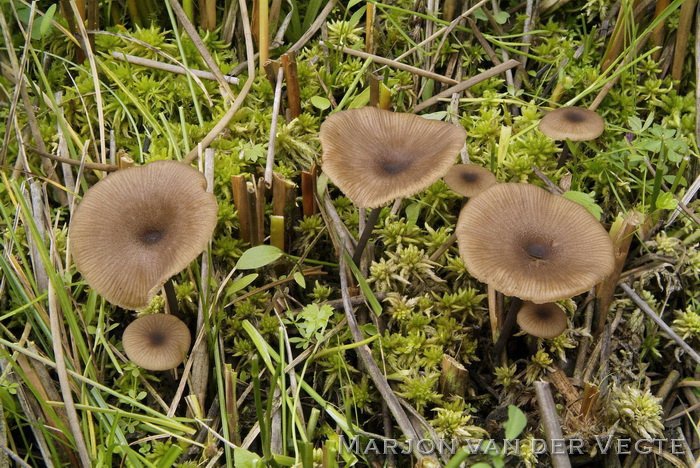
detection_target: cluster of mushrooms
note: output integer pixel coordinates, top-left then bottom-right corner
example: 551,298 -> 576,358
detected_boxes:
320,106 -> 614,343
69,160 -> 218,370
67,105 -> 611,372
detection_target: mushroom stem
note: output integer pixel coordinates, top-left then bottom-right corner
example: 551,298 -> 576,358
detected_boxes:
163,278 -> 180,319
352,207 -> 381,266
555,141 -> 571,168
492,296 -> 523,360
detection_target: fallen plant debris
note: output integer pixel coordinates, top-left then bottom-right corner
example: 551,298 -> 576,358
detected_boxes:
0,0 -> 699,467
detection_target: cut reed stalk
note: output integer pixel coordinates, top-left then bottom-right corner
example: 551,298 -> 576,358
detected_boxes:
281,52 -> 302,119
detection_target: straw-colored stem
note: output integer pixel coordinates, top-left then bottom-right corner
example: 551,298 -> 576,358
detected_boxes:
365,3 -> 374,54
258,0 -> 269,71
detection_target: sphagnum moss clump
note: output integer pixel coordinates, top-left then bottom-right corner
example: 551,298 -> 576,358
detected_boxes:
607,385 -> 664,440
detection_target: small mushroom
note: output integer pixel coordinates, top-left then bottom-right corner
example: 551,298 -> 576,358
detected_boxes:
69,160 -> 218,310
517,302 -> 568,339
538,106 -> 605,141
538,106 -> 605,167
443,164 -> 497,198
456,183 -> 614,303
320,107 -> 466,263
122,314 -> 191,371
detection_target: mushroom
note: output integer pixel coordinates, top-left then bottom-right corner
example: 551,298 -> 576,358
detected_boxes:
319,107 -> 466,264
443,164 -> 497,199
122,314 -> 191,370
516,302 -> 568,339
456,183 -> 614,303
69,160 -> 218,310
538,106 -> 605,167
456,183 -> 614,357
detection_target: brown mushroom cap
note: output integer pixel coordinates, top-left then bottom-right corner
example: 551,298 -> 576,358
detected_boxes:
517,302 -> 568,338
456,183 -> 614,303
319,107 -> 467,208
443,164 -> 497,198
69,160 -> 218,310
122,314 -> 191,370
538,106 -> 605,141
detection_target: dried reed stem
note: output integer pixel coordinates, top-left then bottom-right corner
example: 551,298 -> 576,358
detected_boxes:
111,52 -> 239,84
534,381 -> 572,468
265,66 -> 285,186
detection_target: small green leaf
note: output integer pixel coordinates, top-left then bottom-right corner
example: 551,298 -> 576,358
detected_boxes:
310,95 -> 331,110
420,111 -> 448,121
473,8 -> 487,20
316,172 -> 329,198
405,203 -> 420,226
494,11 -> 509,24
471,462 -> 492,468
39,4 -> 56,37
628,116 -> 643,134
348,87 -> 370,109
236,246 -> 283,270
504,405 -> 527,440
562,191 -> 603,220
226,274 -> 259,296
293,271 -> 306,288
234,447 -> 261,467
655,192 -> 678,210
361,323 -> 377,335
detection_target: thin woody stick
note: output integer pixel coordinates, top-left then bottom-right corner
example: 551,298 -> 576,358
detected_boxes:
333,45 -> 458,85
25,146 -> 118,172
534,382 -> 572,468
413,59 -> 520,113
111,52 -> 239,84
621,283 -> 700,366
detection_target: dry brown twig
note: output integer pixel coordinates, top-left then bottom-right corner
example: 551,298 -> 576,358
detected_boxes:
413,60 -> 520,112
